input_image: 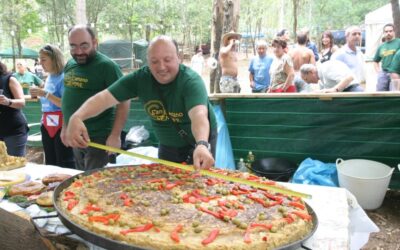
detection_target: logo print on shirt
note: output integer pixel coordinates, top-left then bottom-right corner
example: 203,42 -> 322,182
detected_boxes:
144,100 -> 168,121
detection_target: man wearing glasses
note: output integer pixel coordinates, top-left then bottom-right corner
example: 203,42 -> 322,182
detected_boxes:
373,23 -> 400,91
61,25 -> 130,170
331,26 -> 366,88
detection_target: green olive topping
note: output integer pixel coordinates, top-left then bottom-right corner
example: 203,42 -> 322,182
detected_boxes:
194,227 -> 202,233
232,218 -> 241,225
239,222 -> 248,229
192,221 -> 200,227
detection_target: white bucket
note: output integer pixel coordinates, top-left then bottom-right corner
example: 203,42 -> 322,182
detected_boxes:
336,158 -> 394,210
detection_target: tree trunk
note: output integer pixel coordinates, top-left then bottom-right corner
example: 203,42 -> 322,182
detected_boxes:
391,0 -> 400,38
210,0 -> 224,93
292,0 -> 299,39
76,0 -> 87,24
210,0 -> 240,93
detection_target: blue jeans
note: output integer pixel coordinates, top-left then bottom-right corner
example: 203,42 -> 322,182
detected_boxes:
1,132 -> 28,156
376,71 -> 390,91
343,84 -> 364,92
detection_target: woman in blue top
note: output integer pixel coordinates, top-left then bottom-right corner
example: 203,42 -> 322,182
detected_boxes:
30,44 -> 75,168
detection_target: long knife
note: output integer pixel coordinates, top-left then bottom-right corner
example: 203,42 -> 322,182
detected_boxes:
88,142 -> 311,198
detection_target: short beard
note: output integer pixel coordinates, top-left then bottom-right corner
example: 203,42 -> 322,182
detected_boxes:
72,49 -> 96,65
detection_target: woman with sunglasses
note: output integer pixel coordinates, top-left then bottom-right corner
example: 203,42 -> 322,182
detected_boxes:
30,44 -> 75,168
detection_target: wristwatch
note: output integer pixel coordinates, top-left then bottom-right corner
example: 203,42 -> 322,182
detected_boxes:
195,140 -> 211,152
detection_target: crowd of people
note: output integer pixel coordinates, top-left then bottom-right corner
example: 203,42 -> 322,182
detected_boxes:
0,25 -> 216,172
212,23 -> 400,93
1,23 -> 400,170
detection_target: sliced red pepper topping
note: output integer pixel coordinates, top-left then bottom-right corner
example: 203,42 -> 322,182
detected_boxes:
67,199 -> 79,210
92,172 -> 102,178
170,224 -> 183,243
123,198 -> 133,207
243,228 -> 252,244
80,203 -> 102,214
64,191 -> 75,198
72,181 -> 83,187
198,207 -> 222,219
165,182 -> 180,190
89,213 -> 120,225
250,223 -> 273,231
120,223 -> 153,235
118,179 -> 132,184
147,178 -> 167,183
284,213 -> 295,224
119,193 -> 129,200
202,229 -> 220,245
292,211 -> 312,221
288,201 -> 305,210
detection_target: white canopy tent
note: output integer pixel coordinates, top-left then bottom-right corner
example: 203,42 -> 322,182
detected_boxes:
364,3 -> 396,59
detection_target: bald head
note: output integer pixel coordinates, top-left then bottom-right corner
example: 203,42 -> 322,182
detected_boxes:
147,35 -> 180,84
68,25 -> 97,64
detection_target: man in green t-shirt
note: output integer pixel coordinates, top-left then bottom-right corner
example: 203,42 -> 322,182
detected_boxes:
13,62 -> 43,95
373,23 -> 400,91
61,25 -> 130,170
64,35 -> 217,169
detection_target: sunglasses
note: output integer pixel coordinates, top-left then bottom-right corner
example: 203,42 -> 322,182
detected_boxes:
43,45 -> 54,53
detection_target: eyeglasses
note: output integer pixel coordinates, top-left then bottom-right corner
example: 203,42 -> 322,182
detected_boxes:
69,43 -> 90,51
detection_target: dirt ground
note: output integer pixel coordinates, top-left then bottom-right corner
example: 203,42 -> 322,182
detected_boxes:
26,146 -> 399,249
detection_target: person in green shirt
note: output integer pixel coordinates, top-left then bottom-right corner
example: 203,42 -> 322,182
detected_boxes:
13,62 -> 43,95
373,23 -> 400,91
61,25 -> 130,170
64,35 -> 217,169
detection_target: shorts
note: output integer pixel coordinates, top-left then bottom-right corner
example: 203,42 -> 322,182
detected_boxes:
219,76 -> 241,93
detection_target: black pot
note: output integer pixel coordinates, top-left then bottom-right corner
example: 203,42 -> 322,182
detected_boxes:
250,158 -> 298,182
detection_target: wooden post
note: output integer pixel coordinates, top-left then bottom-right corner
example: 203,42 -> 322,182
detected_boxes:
210,0 -> 240,93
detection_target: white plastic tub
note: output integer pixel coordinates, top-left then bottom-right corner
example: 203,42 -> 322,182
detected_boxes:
336,158 -> 394,210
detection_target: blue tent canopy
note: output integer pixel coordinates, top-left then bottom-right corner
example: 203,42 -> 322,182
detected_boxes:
0,47 -> 39,59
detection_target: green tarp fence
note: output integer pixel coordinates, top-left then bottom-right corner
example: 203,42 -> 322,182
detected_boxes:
0,47 -> 39,59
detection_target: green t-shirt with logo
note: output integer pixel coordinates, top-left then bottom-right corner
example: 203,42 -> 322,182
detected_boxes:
388,49 -> 400,74
62,52 -> 123,138
373,38 -> 400,71
13,72 -> 42,95
108,64 -> 217,148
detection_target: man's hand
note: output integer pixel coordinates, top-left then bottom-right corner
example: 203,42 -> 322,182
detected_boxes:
192,145 -> 214,170
65,115 -> 90,148
106,134 -> 121,152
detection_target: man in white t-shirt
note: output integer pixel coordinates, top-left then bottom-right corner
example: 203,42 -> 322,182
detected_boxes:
300,60 -> 364,92
190,48 -> 205,76
331,26 -> 366,84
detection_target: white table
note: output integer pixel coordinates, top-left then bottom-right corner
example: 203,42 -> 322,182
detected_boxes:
1,163 -> 378,250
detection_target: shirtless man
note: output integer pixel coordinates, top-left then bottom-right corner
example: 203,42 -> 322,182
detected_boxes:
219,31 -> 242,93
289,32 -> 315,92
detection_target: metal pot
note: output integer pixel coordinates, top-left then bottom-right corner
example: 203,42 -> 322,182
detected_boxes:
251,158 -> 298,182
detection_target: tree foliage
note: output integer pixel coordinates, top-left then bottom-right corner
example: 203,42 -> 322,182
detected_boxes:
0,0 -> 395,53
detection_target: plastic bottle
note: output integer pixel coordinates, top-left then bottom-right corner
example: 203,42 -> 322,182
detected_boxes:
237,158 -> 247,172
246,151 -> 255,172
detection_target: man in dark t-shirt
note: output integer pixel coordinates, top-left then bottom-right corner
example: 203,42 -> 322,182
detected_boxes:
64,35 -> 217,169
61,25 -> 130,170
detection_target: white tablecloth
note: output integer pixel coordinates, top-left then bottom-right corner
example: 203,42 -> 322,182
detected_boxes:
1,163 -> 379,250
